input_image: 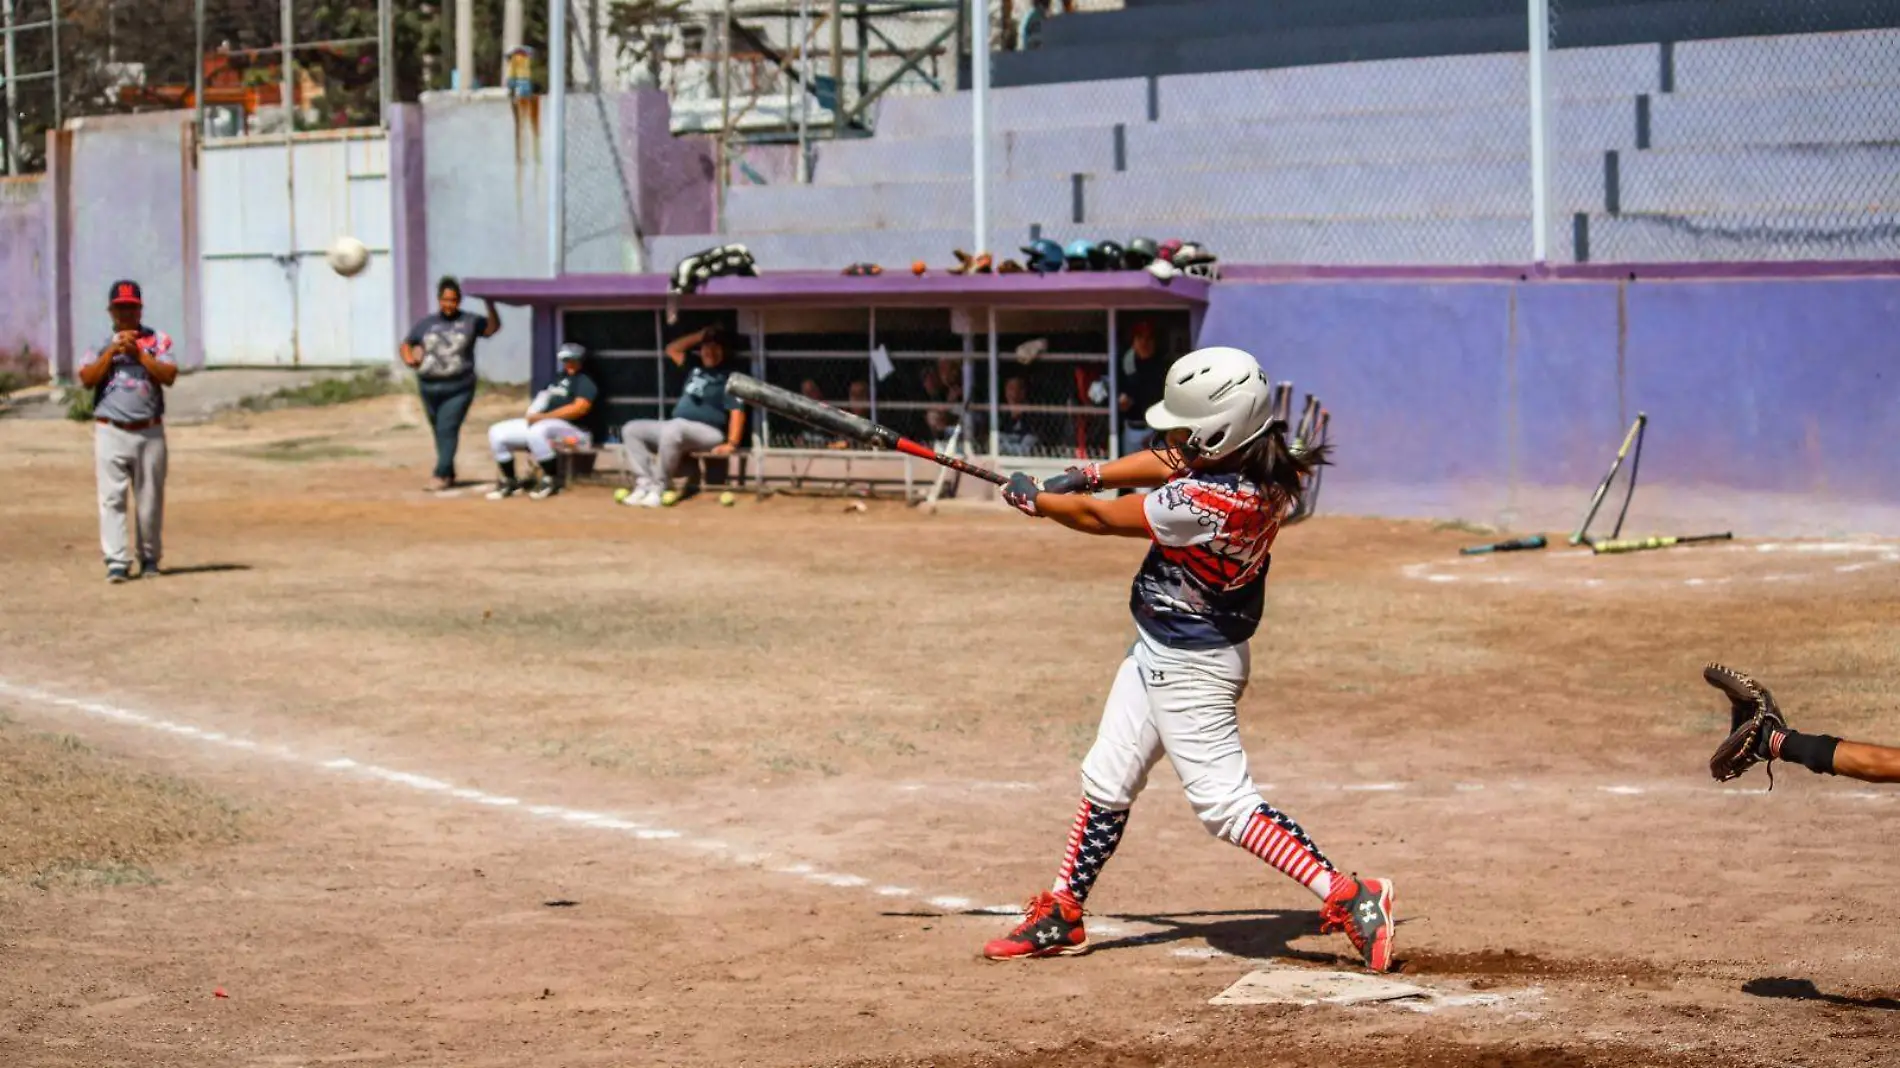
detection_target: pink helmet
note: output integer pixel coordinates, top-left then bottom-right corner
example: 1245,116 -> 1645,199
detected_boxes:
1157,239 -> 1185,264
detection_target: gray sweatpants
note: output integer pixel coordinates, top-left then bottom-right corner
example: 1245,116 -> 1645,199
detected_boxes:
621,418 -> 725,490
96,422 -> 168,568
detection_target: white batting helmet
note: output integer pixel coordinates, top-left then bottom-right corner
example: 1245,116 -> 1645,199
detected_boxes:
1143,346 -> 1279,461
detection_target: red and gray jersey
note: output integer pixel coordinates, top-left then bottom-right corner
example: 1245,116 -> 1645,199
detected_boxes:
1128,471 -> 1284,649
91,327 -> 175,424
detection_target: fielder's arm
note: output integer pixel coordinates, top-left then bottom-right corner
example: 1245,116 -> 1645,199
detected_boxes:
1833,740 -> 1900,784
480,300 -> 502,337
1034,491 -> 1151,539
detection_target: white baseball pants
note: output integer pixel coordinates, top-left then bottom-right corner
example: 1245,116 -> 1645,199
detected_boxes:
1080,626 -> 1264,845
488,418 -> 590,463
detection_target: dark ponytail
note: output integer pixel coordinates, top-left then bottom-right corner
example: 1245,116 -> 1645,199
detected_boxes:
1232,423 -> 1332,511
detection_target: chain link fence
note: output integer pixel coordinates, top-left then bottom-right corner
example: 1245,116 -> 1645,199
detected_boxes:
1550,1 -> 1900,264
974,1 -> 1899,269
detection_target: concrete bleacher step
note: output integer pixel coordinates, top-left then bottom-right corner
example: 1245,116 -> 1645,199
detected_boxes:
1612,144 -> 1900,214
1581,209 -> 1900,263
873,79 -> 1151,140
1650,85 -> 1900,148
1672,29 -> 1900,95
813,126 -> 1118,186
721,155 -> 1612,236
1157,45 -> 1657,121
818,98 -> 1635,187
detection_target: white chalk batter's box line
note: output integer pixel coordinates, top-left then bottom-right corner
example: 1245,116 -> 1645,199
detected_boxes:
1402,541 -> 1900,588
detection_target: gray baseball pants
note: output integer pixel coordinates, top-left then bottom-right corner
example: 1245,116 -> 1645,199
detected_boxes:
95,422 -> 168,568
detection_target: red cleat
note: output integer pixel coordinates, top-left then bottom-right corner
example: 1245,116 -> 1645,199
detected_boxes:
1320,874 -> 1397,972
982,890 -> 1088,960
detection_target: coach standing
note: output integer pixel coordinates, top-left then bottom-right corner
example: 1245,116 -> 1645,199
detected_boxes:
401,276 -> 500,492
77,280 -> 177,584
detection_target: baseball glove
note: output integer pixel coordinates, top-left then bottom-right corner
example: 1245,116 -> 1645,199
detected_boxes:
1706,662 -> 1786,785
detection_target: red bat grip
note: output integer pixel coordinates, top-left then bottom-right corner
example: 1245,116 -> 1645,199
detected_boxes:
893,437 -> 1009,486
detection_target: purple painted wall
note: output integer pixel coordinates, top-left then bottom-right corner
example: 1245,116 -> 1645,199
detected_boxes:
0,177 -> 51,377
1199,276 -> 1900,536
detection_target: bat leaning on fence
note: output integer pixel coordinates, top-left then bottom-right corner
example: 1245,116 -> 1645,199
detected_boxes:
726,373 -> 1010,487
1570,413 -> 1648,545
1590,532 -> 1733,555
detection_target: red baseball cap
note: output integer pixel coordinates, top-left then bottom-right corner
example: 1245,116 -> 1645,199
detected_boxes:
108,279 -> 144,307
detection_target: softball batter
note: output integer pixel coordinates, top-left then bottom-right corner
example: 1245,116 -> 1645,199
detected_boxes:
990,346 -> 1397,971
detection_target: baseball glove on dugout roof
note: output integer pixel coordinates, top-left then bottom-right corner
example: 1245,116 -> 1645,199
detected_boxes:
1706,663 -> 1786,786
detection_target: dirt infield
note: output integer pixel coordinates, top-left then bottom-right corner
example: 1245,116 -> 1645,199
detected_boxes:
2,398 -> 1897,1067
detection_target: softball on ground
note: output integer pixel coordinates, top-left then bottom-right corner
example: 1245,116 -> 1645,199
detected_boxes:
614,487 -> 631,502
719,491 -> 736,507
660,489 -> 681,507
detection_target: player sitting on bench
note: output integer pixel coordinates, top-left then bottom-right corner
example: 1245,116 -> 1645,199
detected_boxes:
486,343 -> 598,500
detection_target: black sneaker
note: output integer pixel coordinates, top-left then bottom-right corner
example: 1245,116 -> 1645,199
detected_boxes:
106,565 -> 131,584
140,559 -> 161,578
528,477 -> 562,500
485,479 -> 525,501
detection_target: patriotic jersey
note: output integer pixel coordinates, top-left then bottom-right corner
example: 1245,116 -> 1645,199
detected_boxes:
1130,471 -> 1284,649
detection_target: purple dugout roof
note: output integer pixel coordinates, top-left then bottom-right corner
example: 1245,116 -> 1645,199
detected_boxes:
462,269 -> 1211,309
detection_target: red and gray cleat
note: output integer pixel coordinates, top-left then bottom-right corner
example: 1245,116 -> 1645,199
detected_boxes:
982,890 -> 1088,960
1320,875 -> 1397,972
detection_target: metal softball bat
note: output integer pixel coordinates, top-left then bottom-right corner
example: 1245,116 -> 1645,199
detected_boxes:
1460,534 -> 1548,555
1590,532 -> 1733,555
725,373 -> 1009,487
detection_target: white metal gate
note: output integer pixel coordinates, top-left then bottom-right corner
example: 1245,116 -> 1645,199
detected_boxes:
199,131 -> 394,367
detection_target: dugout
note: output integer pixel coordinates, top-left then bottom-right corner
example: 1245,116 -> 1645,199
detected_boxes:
462,271 -> 1209,498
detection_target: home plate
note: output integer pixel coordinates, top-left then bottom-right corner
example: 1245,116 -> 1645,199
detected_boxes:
1210,968 -> 1432,1007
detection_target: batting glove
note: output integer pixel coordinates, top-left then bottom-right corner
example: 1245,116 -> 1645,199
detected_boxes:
1002,472 -> 1041,516
1041,463 -> 1102,495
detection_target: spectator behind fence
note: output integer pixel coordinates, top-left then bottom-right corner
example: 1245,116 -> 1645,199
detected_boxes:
485,343 -> 598,500
922,356 -> 967,445
79,279 -> 177,584
619,324 -> 746,508
401,276 -> 500,492
1118,320 -> 1168,457
795,378 -> 844,449
1000,375 -> 1041,456
1018,0 -> 1051,50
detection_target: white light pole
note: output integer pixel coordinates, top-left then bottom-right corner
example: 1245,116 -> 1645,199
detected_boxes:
971,0 -> 990,257
1527,0 -> 1552,263
3,0 -> 20,176
548,0 -> 566,276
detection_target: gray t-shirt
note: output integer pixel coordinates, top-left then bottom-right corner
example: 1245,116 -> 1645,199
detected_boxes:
404,311 -> 488,382
91,328 -> 175,424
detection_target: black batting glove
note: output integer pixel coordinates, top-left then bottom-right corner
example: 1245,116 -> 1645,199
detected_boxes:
1041,462 -> 1102,495
1003,472 -> 1041,516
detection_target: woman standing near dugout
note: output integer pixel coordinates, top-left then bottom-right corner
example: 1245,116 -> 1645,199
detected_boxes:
989,346 -> 1398,971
